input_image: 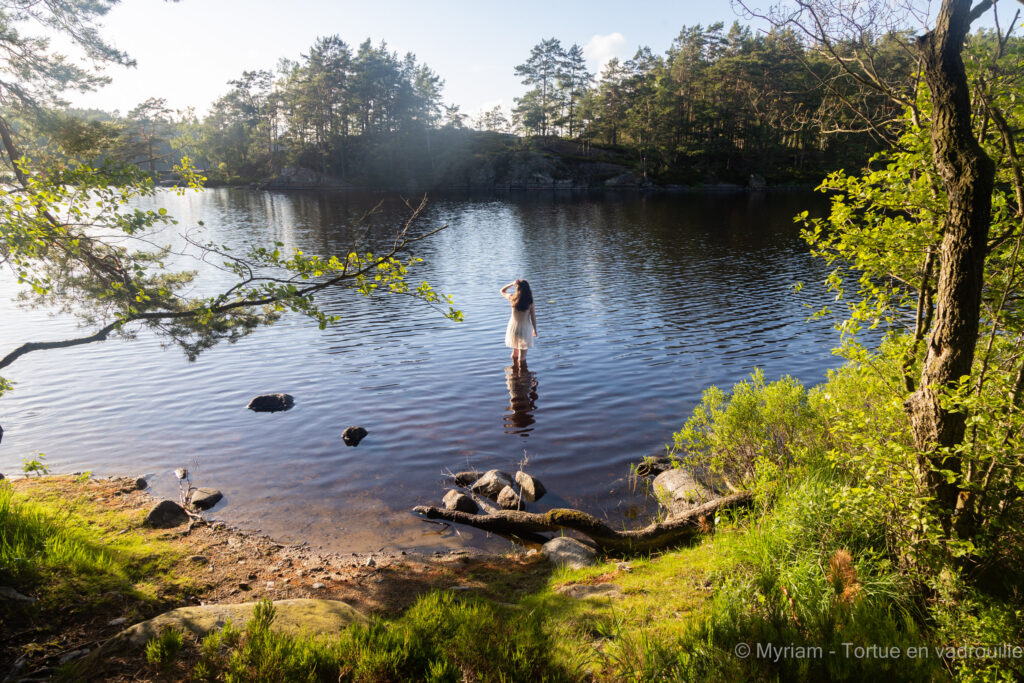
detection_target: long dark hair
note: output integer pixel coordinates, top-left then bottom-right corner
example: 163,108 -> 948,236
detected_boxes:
511,279 -> 533,311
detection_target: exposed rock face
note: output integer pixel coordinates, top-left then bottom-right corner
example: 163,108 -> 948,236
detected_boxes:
190,487 -> 223,511
442,489 -> 479,514
470,470 -> 514,500
541,537 -> 597,569
604,172 -> 645,187
259,167 -> 354,190
496,486 -> 523,510
653,469 -> 718,516
514,471 -> 546,502
341,426 -> 368,447
452,471 -> 482,487
247,393 -> 295,413
144,500 -> 189,528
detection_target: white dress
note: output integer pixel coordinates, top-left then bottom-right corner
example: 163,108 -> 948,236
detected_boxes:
505,306 -> 534,350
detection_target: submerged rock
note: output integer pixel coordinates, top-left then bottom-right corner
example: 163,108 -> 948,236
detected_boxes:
247,393 -> 295,413
442,489 -> 479,514
514,471 -> 547,502
341,426 -> 368,447
541,537 -> 597,569
633,455 -> 673,477
191,487 -> 223,511
145,500 -> 189,528
470,470 -> 514,500
497,486 -> 523,510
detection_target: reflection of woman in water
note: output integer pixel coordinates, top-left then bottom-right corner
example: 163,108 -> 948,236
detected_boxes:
505,365 -> 539,433
500,278 -> 537,366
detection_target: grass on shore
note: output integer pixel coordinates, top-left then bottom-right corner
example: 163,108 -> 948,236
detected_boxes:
1,476 -> 193,620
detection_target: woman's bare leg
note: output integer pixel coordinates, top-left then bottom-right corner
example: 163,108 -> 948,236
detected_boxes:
518,349 -> 527,364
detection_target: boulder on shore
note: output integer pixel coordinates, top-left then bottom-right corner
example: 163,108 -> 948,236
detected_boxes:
341,426 -> 368,447
191,487 -> 223,511
442,489 -> 478,514
104,599 -> 366,650
470,470 -> 514,500
653,469 -> 718,516
145,500 -> 189,528
542,537 -> 597,569
247,393 -> 294,413
514,471 -> 547,502
497,486 -> 524,510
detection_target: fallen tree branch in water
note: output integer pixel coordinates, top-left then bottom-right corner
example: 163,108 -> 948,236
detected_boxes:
413,491 -> 754,554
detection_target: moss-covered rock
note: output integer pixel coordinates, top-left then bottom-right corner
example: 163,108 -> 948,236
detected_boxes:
110,598 -> 367,648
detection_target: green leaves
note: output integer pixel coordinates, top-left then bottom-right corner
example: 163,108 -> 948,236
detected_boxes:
1,147 -> 461,371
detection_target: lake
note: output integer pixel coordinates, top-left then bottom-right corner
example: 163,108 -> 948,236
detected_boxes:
0,188 -> 837,553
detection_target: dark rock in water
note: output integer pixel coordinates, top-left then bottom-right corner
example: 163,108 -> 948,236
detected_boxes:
452,471 -> 482,487
134,476 -> 148,490
0,422 -> 4,444
145,500 -> 189,528
341,426 -> 368,447
470,470 -> 514,500
633,456 -> 673,477
497,486 -> 523,510
191,487 -> 223,510
442,489 -> 479,514
514,471 -> 547,502
247,393 -> 294,413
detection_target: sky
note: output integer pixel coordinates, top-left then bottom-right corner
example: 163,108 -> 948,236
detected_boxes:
68,0 -> 760,119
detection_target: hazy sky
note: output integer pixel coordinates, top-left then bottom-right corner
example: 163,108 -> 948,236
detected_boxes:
69,0 -> 759,119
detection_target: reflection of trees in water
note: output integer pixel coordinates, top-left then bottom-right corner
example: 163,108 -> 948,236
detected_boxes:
504,365 -> 539,434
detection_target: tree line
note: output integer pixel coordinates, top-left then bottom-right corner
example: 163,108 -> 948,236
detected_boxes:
47,21 -> 924,187
500,22 -> 915,182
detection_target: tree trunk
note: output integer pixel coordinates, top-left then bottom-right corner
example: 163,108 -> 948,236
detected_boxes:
905,0 -> 995,535
414,491 -> 754,554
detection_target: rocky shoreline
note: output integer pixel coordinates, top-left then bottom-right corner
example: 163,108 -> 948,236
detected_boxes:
0,474 -> 548,679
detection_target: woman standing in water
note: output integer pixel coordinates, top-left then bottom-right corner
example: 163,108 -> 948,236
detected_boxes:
500,279 -> 537,365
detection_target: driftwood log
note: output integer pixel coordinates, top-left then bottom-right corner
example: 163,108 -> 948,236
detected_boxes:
414,491 -> 753,553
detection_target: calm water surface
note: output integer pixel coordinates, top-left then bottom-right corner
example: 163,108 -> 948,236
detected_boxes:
0,189 -> 836,552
